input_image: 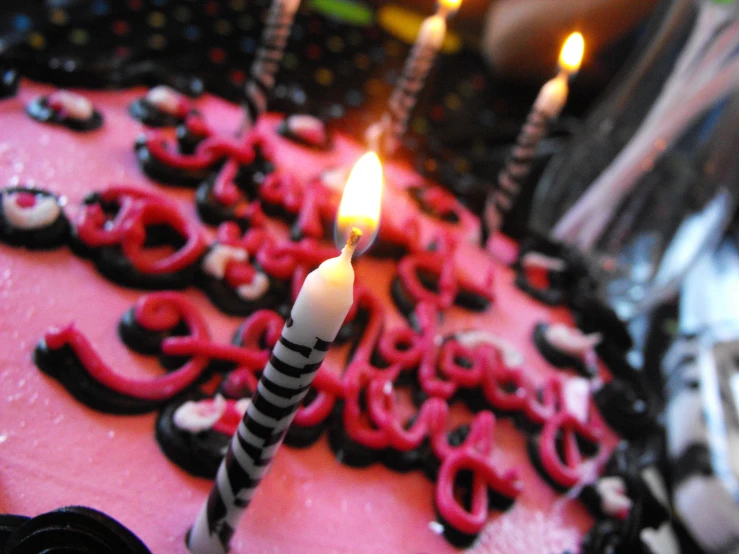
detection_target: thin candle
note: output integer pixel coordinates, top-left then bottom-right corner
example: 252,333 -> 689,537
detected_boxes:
243,0 -> 302,130
485,32 -> 584,239
368,0 -> 462,153
187,155 -> 383,554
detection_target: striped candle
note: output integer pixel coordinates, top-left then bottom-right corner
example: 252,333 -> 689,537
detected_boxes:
484,33 -> 584,238
368,0 -> 461,153
243,0 -> 301,130
187,229 -> 361,554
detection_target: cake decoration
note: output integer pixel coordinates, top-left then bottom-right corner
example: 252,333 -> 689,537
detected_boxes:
277,114 -> 331,149
26,90 -> 103,131
0,186 -> 70,249
593,378 -> 657,439
1,506 -> 151,554
392,240 -> 495,319
533,322 -> 600,377
129,85 -> 196,127
2,80 -> 634,552
72,186 -> 207,289
35,296 -> 215,414
578,442 -> 673,554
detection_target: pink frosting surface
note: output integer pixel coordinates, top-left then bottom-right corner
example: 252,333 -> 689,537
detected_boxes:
0,81 -> 617,553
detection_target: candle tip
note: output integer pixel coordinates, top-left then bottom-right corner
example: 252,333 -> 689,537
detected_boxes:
347,227 -> 363,252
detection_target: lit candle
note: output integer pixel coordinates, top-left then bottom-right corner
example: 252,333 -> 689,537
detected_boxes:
243,0 -> 302,130
187,152 -> 383,554
484,32 -> 584,238
367,0 -> 462,153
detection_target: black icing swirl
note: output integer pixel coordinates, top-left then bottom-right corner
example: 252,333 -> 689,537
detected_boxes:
594,379 -> 657,440
3,506 -> 151,554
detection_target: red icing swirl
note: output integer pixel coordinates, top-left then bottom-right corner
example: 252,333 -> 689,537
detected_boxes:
75,186 -> 206,274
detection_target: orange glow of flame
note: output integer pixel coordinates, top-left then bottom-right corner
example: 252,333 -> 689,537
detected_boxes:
438,0 -> 462,15
335,151 -> 384,256
559,32 -> 584,75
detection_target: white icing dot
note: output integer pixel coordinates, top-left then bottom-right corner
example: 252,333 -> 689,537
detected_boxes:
202,244 -> 248,279
544,324 -> 601,358
454,329 -> 525,367
173,394 -> 227,433
562,377 -> 591,423
146,85 -> 184,116
49,90 -> 94,120
2,192 -> 61,231
285,114 -> 327,146
596,476 -> 632,518
236,272 -> 270,301
521,252 -> 566,272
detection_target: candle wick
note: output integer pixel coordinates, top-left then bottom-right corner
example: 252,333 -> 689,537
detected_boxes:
345,227 -> 363,257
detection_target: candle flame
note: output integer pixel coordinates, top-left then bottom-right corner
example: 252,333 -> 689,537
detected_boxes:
559,32 -> 584,75
438,0 -> 462,16
335,151 -> 383,256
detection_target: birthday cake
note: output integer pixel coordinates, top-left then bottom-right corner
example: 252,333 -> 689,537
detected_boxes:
0,76 -> 677,554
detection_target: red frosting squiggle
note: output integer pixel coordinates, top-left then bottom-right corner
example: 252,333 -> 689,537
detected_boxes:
75,186 -> 206,274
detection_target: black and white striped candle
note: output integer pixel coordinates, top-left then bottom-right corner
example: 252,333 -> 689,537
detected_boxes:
243,0 -> 301,130
368,0 -> 460,153
187,229 -> 362,554
483,75 -> 568,236
485,32 -> 584,238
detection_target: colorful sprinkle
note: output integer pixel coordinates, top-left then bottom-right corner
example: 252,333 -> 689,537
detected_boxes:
128,0 -> 143,11
209,48 -> 226,64
429,105 -> 445,122
69,28 -> 90,46
113,20 -> 130,35
283,52 -> 299,70
307,19 -> 323,35
454,158 -> 471,174
148,34 -> 167,50
28,32 -> 47,50
444,93 -> 462,111
184,25 -> 201,41
204,1 -> 220,16
353,53 -> 370,71
411,117 -> 428,136
230,69 -> 246,85
13,14 -> 32,32
214,19 -> 232,35
174,6 -> 192,23
314,68 -> 334,87
91,0 -> 111,16
239,37 -> 256,54
147,11 -> 167,28
459,80 -> 475,98
237,14 -> 254,31
326,36 -> 344,54
49,9 -> 69,26
305,43 -> 322,61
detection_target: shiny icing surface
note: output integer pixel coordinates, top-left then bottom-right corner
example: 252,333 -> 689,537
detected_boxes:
0,81 -> 619,553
